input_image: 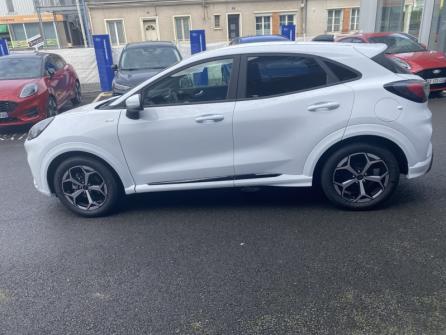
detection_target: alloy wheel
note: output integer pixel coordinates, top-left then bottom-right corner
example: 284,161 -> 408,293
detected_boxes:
332,152 -> 390,203
61,165 -> 108,211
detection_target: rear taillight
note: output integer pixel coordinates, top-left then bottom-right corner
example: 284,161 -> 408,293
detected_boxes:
384,80 -> 430,103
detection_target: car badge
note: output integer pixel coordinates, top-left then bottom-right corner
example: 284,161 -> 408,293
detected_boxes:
433,69 -> 442,74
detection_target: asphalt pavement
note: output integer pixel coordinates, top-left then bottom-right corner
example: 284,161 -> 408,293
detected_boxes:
0,95 -> 445,335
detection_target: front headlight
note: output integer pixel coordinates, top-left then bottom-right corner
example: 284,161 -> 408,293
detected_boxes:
391,57 -> 412,70
20,83 -> 39,98
27,117 -> 54,141
113,82 -> 131,91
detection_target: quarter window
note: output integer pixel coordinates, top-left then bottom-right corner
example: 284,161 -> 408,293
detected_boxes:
245,56 -> 328,98
324,61 -> 360,82
174,16 -> 191,41
256,15 -> 271,35
106,20 -> 126,46
143,58 -> 234,106
327,9 -> 342,32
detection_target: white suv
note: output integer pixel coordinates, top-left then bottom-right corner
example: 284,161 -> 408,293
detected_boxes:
25,42 -> 433,217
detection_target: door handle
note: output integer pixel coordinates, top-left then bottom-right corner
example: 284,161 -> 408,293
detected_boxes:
307,102 -> 340,112
195,114 -> 225,123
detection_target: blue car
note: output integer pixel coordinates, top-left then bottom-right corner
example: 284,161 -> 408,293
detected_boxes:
230,35 -> 289,45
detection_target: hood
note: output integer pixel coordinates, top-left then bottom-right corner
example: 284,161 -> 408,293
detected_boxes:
0,79 -> 37,100
390,50 -> 446,73
114,68 -> 164,87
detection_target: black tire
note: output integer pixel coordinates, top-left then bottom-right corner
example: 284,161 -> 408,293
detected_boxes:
47,96 -> 58,118
429,91 -> 443,99
320,143 -> 400,210
71,81 -> 82,106
53,156 -> 121,217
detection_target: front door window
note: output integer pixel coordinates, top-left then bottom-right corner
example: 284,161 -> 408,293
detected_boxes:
143,58 -> 234,106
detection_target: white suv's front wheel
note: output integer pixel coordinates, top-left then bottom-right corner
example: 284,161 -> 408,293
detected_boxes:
53,156 -> 121,217
320,143 -> 400,210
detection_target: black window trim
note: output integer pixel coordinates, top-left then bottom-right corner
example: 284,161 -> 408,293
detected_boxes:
236,52 -> 362,101
109,55 -> 241,109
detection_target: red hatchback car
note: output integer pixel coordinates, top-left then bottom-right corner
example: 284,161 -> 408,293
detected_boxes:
0,53 -> 81,127
337,32 -> 446,94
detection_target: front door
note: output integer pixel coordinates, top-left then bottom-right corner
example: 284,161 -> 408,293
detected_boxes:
233,54 -> 355,185
118,57 -> 239,190
228,14 -> 240,40
143,19 -> 158,41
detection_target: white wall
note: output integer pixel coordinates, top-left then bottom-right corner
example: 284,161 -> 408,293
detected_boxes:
0,0 -> 36,16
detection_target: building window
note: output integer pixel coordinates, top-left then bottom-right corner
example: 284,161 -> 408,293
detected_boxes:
256,15 -> 271,35
214,15 -> 221,29
106,20 -> 126,46
280,14 -> 295,27
327,9 -> 343,33
350,8 -> 360,31
174,16 -> 191,41
6,0 -> 14,13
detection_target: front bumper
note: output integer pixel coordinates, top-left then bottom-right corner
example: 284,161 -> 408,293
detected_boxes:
0,93 -> 48,126
24,137 -> 52,197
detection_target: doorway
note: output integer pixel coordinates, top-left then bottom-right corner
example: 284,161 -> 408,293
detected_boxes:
227,14 -> 240,40
142,19 -> 159,41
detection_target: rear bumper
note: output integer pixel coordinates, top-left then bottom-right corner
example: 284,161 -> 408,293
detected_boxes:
407,144 -> 433,179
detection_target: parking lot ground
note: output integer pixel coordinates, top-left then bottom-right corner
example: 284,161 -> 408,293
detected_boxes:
0,97 -> 445,334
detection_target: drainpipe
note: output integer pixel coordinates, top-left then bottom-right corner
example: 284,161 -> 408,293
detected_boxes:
76,0 -> 88,47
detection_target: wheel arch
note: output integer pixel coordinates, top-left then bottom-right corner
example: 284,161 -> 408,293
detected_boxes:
312,135 -> 408,185
47,151 -> 125,195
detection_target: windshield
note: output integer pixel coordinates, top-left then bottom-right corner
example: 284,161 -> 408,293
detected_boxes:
0,57 -> 42,80
120,46 -> 181,71
368,35 -> 426,54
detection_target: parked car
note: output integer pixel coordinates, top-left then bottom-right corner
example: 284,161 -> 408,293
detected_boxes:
25,42 -> 433,217
337,32 -> 446,94
230,35 -> 289,45
112,41 -> 182,95
312,34 -> 335,42
0,53 -> 81,127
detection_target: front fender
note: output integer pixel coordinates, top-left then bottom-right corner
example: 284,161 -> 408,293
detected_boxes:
40,142 -> 136,195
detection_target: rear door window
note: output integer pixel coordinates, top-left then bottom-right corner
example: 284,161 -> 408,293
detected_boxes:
244,55 -> 329,98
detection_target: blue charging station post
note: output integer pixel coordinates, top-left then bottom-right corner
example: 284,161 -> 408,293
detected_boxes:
281,24 -> 296,41
0,39 -> 9,56
190,30 -> 206,55
93,34 -> 114,92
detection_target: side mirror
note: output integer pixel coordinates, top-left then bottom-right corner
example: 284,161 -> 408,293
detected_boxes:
125,94 -> 142,120
111,64 -> 118,71
47,68 -> 56,77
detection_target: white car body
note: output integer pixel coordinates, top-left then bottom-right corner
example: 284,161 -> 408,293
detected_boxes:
25,42 -> 432,204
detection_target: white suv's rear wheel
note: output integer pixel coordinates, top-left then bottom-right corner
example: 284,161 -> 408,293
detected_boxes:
53,156 -> 120,217
320,143 -> 400,210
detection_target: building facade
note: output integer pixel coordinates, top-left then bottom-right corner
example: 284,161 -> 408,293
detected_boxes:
0,0 -> 88,48
87,0 -> 367,45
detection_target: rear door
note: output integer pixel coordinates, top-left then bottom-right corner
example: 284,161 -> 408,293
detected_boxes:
233,54 -> 357,185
